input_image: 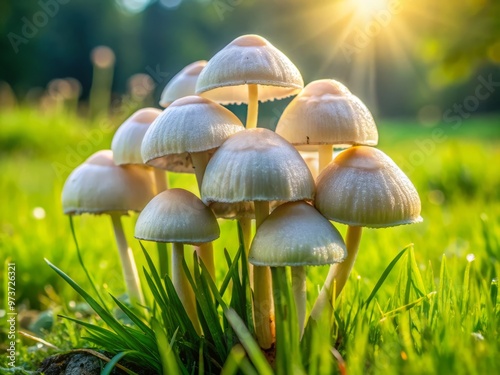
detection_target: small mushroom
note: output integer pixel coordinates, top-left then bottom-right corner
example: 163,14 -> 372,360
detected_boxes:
310,146 -> 422,320
276,79 -> 378,172
141,95 -> 244,280
159,60 -> 207,108
196,34 -> 304,129
111,108 -> 166,191
201,128 -> 315,349
135,189 -> 220,334
249,201 -> 346,337
62,150 -> 155,306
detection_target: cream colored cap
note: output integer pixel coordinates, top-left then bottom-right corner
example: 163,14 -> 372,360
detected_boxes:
112,108 -> 162,165
276,79 -> 378,148
62,150 -> 155,215
196,34 -> 304,104
201,128 -> 315,203
141,96 -> 244,170
135,188 -> 220,245
315,146 -> 422,228
159,60 -> 207,108
249,201 -> 346,267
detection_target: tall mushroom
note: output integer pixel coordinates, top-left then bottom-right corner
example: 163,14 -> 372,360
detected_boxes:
249,201 -> 346,337
276,79 -> 378,172
111,108 -> 171,277
196,34 -> 303,129
62,150 -> 155,306
135,188 -> 220,334
310,146 -> 422,320
159,60 -> 207,108
141,95 -> 244,280
201,128 -> 315,349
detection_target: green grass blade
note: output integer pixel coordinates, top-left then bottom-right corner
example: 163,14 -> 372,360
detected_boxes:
101,351 -> 140,375
151,317 -> 181,375
45,259 -> 147,351
187,254 -> 227,360
69,216 -> 108,309
364,246 -> 409,308
110,294 -> 153,336
220,344 -> 247,375
224,308 -> 273,375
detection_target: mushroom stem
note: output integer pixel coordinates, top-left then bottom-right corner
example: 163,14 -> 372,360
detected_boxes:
239,217 -> 253,286
191,151 -> 210,194
253,200 -> 275,349
190,151 -> 216,280
318,145 -> 332,172
196,242 -> 216,281
310,226 -> 363,321
110,214 -> 144,307
246,84 -> 259,129
291,266 -> 306,338
153,168 -> 168,193
153,169 -> 170,278
172,242 -> 200,334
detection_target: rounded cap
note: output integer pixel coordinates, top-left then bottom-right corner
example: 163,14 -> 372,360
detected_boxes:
159,60 -> 207,108
196,34 -> 304,104
275,79 -> 378,148
112,108 -> 162,165
315,146 -> 422,228
141,96 -> 244,170
201,128 -> 315,203
135,188 -> 220,244
62,150 -> 155,215
249,201 -> 346,267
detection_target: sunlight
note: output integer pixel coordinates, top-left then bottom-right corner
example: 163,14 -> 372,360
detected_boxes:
347,0 -> 392,20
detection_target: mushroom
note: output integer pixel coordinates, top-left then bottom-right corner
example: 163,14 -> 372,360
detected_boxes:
62,150 -> 155,306
201,128 -> 315,349
112,108 -> 166,191
310,146 -> 422,320
249,201 -> 346,337
135,188 -> 220,333
112,108 -> 172,278
275,79 -> 378,172
196,34 -> 303,129
141,95 -> 244,280
159,60 -> 207,108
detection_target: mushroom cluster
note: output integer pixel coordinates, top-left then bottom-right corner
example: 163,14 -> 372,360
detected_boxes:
61,34 -> 421,351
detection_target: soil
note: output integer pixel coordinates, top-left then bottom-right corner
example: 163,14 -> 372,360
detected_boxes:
37,352 -> 107,375
36,350 -> 154,375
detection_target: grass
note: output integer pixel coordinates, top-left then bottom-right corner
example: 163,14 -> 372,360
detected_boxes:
0,105 -> 499,374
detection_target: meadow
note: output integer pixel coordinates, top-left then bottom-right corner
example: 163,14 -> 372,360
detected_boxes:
0,104 -> 499,374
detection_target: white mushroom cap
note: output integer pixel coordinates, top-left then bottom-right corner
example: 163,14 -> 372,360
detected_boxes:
196,34 -> 304,105
134,188 -> 220,245
159,60 -> 207,108
141,96 -> 244,172
201,128 -> 315,203
275,79 -> 378,148
249,201 -> 346,267
315,146 -> 422,228
111,108 -> 162,165
62,150 -> 155,215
